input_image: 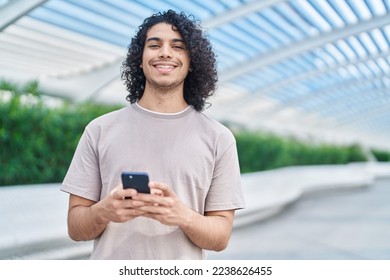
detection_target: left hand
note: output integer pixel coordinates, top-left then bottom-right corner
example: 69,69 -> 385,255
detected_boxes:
131,181 -> 194,227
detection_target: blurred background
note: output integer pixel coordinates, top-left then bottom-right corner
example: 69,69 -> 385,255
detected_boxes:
0,0 -> 390,260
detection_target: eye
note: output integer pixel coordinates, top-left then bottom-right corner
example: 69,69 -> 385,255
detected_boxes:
148,44 -> 159,49
173,45 -> 187,51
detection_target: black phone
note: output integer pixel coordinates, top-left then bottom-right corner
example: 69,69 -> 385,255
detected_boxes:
121,172 -> 150,194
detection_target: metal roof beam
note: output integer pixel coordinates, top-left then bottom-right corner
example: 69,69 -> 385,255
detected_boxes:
228,77 -> 390,141
250,75 -> 387,120
216,52 -> 390,117
0,0 -> 48,31
38,58 -> 123,102
219,13 -> 390,83
203,0 -> 283,28
258,72 -> 389,118
252,53 -> 390,104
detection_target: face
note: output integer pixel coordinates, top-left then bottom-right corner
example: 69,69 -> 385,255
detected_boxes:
141,23 -> 191,91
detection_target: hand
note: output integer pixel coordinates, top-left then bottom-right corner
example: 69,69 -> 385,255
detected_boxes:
95,185 -> 152,223
131,181 -> 195,227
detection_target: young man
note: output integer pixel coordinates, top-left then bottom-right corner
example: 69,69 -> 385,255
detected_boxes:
61,10 -> 245,259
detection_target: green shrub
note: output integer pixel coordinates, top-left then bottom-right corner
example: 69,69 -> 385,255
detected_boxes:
0,80 -> 371,186
0,80 -> 121,186
371,149 -> 390,162
234,131 -> 367,173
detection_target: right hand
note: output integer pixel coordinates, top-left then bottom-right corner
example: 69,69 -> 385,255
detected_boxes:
94,185 -> 154,223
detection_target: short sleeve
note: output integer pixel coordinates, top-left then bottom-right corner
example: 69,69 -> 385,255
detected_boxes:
204,131 -> 245,212
60,125 -> 102,202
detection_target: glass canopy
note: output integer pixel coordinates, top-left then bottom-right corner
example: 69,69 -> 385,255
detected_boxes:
0,0 -> 389,149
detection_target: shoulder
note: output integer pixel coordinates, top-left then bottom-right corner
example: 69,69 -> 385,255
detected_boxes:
79,106 -> 131,141
194,110 -> 236,145
85,105 -> 129,129
198,111 -> 234,133
89,106 -> 129,124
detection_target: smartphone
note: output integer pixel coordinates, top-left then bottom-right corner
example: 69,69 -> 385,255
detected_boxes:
121,171 -> 150,194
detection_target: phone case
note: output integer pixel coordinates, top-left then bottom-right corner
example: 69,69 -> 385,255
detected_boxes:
121,172 -> 150,193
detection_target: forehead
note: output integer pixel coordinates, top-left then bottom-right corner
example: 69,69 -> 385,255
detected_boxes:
146,23 -> 183,40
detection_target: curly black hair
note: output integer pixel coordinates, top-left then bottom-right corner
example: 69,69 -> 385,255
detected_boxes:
121,10 -> 218,112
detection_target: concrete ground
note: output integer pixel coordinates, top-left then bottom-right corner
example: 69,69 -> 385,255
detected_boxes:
0,162 -> 389,260
209,177 -> 390,260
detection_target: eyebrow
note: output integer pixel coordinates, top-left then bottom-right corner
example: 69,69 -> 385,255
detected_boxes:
146,37 -> 185,44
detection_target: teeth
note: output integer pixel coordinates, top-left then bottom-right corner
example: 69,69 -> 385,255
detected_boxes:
156,65 -> 174,69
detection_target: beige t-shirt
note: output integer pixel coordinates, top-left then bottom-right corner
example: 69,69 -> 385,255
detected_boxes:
61,103 -> 245,259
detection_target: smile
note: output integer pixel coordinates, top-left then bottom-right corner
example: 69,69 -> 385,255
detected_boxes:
153,63 -> 177,74
156,65 -> 174,69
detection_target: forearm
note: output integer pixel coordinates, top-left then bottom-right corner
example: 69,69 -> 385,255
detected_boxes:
67,187 -> 147,241
137,182 -> 235,251
67,200 -> 109,241
180,210 -> 234,251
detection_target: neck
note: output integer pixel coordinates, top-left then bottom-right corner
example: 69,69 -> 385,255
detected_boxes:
138,85 -> 188,113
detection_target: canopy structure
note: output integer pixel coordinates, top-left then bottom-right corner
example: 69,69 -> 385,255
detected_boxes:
0,0 -> 389,149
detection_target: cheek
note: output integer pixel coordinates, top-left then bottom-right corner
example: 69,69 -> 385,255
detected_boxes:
140,59 -> 149,70
141,51 -> 150,67
180,56 -> 191,69
140,55 -> 146,67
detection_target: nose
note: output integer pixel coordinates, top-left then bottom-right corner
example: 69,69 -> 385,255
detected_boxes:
158,44 -> 172,58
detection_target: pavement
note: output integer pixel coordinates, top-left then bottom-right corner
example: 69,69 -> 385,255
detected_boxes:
0,162 -> 389,259
210,175 -> 390,260
234,162 -> 390,227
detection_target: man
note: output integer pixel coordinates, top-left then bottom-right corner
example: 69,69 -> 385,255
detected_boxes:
61,10 -> 245,259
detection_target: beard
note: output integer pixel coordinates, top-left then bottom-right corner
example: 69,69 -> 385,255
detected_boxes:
145,76 -> 186,92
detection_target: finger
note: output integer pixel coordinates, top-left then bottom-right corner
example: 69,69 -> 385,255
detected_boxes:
123,199 -> 152,208
134,194 -> 175,209
110,186 -> 125,200
131,192 -> 161,203
124,188 -> 140,199
150,188 -> 163,196
109,185 -> 121,196
137,205 -> 165,215
115,187 -> 138,199
149,181 -> 174,197
120,208 -> 149,221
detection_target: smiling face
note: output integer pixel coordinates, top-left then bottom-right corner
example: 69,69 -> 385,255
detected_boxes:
141,23 -> 191,93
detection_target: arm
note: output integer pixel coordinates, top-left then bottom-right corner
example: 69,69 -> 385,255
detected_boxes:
67,194 -> 107,241
134,182 -> 235,251
67,186 -> 149,241
182,209 -> 235,251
